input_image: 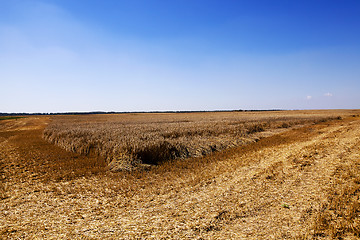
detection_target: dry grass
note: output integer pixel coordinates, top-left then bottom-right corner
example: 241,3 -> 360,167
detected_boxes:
311,153 -> 360,238
2,110 -> 360,239
43,111 -> 346,170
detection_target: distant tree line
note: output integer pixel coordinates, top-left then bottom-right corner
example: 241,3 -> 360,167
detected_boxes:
0,109 -> 285,116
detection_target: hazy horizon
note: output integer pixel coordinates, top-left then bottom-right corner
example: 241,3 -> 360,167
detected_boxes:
1,0 -> 360,113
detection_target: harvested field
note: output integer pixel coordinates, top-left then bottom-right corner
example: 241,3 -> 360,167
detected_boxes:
43,110 -> 348,170
1,109 -> 360,239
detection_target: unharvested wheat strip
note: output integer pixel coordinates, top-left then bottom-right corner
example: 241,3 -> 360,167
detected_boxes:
43,111 -> 346,170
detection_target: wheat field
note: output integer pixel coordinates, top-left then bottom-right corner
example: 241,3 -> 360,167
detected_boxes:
43,110 -> 345,170
2,110 -> 360,239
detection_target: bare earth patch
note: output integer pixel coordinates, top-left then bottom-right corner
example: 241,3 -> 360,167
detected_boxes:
1,110 -> 360,239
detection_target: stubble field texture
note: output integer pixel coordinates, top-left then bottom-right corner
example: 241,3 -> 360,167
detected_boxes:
1,109 -> 360,239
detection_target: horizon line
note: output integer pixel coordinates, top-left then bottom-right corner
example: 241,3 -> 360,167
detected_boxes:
1,108 -> 357,116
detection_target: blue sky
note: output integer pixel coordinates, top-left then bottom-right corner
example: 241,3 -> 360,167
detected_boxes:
1,0 -> 360,112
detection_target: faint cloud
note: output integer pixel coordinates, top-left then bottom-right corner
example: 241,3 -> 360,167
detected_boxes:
324,92 -> 333,97
306,95 -> 312,100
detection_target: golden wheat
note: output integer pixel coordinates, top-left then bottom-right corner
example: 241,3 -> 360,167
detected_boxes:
43,111 -> 345,170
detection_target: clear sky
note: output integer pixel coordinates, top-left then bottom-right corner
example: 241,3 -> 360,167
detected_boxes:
1,0 -> 360,113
